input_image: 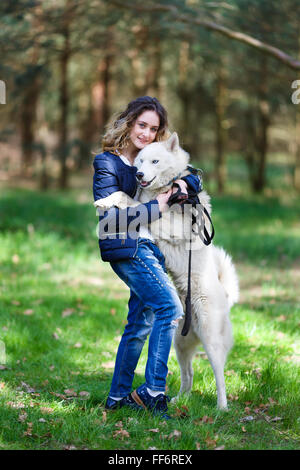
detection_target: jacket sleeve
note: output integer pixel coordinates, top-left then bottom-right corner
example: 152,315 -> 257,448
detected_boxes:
93,155 -> 162,234
181,172 -> 202,194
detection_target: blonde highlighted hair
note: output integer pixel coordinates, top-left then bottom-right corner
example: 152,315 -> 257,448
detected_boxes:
102,96 -> 169,153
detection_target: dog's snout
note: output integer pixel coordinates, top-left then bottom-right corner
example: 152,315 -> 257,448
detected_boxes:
136,172 -> 144,180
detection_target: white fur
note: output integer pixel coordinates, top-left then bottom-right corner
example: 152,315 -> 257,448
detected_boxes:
94,133 -> 239,409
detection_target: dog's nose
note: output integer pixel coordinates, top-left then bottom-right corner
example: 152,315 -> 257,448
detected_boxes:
136,172 -> 144,180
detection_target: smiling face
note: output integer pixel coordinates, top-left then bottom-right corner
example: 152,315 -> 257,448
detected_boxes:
129,110 -> 160,150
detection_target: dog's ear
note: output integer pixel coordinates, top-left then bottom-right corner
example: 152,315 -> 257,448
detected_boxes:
165,132 -> 179,153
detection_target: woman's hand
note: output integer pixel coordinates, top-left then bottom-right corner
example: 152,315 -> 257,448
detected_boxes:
156,188 -> 173,213
173,179 -> 188,195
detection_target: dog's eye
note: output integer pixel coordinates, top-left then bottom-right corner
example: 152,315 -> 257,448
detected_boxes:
152,160 -> 159,164
139,159 -> 143,163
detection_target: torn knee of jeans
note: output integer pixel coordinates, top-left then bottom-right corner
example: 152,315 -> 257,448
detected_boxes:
171,315 -> 184,327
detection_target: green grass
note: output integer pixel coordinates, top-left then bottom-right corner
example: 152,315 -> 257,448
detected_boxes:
0,182 -> 299,450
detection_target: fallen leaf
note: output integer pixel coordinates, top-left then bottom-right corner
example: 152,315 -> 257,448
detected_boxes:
268,397 -> 277,405
79,391 -> 90,399
62,308 -> 74,318
23,422 -> 33,436
276,315 -> 287,322
253,368 -> 262,379
18,412 -> 28,422
202,415 -> 214,424
64,389 -> 77,397
148,428 -> 159,433
40,407 -> 53,414
205,435 -> 217,448
23,309 -> 34,316
21,381 -> 35,393
102,411 -> 107,423
283,355 -> 300,364
7,401 -> 26,408
73,342 -> 82,348
270,416 -> 282,422
113,429 -> 130,439
12,254 -> 20,264
241,426 -> 247,433
174,407 -> 189,418
228,394 -> 239,401
52,332 -> 59,340
50,392 -> 67,400
240,416 -> 255,422
110,308 -> 116,316
168,430 -> 181,440
102,361 -> 115,369
39,418 -> 47,423
225,370 -> 236,376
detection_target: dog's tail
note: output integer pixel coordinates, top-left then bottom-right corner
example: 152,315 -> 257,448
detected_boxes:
213,246 -> 239,309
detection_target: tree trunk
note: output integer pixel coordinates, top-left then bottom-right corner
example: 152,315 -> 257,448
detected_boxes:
294,103 -> 300,191
20,70 -> 40,175
215,62 -> 227,193
129,24 -> 149,97
93,52 -> 113,136
77,100 -> 96,169
293,35 -> 300,191
178,41 -> 192,150
146,41 -> 162,98
252,58 -> 270,193
244,59 -> 271,193
58,26 -> 70,189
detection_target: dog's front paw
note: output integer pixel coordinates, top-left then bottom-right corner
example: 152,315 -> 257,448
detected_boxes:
94,191 -> 126,210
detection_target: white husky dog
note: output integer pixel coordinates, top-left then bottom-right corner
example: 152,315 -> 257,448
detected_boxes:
94,133 -> 239,409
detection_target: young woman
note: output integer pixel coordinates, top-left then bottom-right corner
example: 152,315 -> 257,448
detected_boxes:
93,96 -> 200,419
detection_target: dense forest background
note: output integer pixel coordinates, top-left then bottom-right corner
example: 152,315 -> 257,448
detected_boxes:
1,0 -> 300,195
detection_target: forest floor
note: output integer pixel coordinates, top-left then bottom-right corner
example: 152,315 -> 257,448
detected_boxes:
0,165 -> 299,450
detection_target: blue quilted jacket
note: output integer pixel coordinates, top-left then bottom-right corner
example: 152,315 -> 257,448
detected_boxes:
93,151 -> 201,262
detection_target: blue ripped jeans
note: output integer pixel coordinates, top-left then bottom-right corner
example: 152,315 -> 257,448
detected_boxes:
109,238 -> 184,397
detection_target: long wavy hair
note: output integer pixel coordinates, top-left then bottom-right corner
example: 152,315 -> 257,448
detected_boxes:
101,96 -> 169,153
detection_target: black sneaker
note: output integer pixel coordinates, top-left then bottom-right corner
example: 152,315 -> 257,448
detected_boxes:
105,394 -> 143,411
131,384 -> 172,420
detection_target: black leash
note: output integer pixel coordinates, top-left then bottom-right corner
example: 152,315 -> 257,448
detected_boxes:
168,180 -> 215,336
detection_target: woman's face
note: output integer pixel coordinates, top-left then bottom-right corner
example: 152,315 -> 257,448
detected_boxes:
129,110 -> 160,150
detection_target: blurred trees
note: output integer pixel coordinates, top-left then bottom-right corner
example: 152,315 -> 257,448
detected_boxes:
1,0 -> 300,193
